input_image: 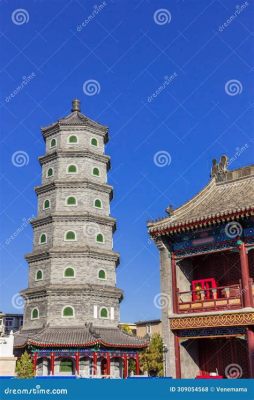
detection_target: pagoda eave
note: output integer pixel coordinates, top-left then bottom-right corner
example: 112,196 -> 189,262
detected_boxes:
38,150 -> 111,171
30,213 -> 116,229
34,180 -> 113,200
25,248 -> 120,265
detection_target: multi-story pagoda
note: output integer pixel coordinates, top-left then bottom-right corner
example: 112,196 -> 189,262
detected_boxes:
148,156 -> 254,378
14,99 -> 146,377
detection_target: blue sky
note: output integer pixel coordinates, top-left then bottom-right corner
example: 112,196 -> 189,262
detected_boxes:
0,0 -> 253,322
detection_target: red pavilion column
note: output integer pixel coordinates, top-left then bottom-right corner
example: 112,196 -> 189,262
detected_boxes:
239,242 -> 252,308
135,353 -> 140,375
247,328 -> 254,378
93,352 -> 97,375
33,352 -> 38,375
50,352 -> 55,376
75,352 -> 80,375
171,254 -> 178,313
123,354 -> 128,379
106,353 -> 111,376
174,334 -> 181,378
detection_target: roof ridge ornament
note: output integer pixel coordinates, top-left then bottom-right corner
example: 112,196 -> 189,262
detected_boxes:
166,205 -> 174,216
71,98 -> 80,112
211,154 -> 228,181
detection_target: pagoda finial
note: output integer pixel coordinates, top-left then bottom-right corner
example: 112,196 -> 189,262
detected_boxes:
71,99 -> 80,112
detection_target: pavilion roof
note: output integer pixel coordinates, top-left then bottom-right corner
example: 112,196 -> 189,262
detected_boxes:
148,157 -> 254,236
14,326 -> 147,349
41,99 -> 108,139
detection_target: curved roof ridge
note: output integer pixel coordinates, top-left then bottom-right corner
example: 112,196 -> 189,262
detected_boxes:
148,160 -> 254,234
169,178 -> 216,221
151,178 -> 216,228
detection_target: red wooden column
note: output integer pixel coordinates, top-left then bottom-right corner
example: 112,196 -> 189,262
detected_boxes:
174,334 -> 181,378
75,352 -> 80,375
123,354 -> 128,379
33,352 -> 38,375
239,242 -> 252,307
171,253 -> 178,313
247,328 -> 254,378
50,352 -> 55,376
135,353 -> 140,375
93,352 -> 97,375
106,353 -> 111,376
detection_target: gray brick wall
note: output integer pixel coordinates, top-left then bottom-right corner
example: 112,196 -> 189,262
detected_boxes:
38,188 -> 110,216
49,257 -> 116,286
46,129 -> 105,155
33,221 -> 113,250
22,298 -> 47,330
28,259 -> 51,288
41,158 -> 107,185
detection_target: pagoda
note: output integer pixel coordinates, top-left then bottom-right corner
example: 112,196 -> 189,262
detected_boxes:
14,99 -> 147,377
148,156 -> 254,378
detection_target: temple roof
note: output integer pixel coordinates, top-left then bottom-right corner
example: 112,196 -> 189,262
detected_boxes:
14,326 -> 147,349
41,99 -> 108,137
148,157 -> 254,235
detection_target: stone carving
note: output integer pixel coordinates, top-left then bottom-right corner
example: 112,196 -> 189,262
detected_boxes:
211,155 -> 228,181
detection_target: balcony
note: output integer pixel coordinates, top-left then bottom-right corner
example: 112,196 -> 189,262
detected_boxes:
177,284 -> 245,314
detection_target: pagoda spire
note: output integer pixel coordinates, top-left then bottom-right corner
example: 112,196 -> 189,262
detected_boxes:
71,98 -> 80,112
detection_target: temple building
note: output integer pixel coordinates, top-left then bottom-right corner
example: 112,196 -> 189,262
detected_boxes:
148,156 -> 254,378
14,99 -> 147,377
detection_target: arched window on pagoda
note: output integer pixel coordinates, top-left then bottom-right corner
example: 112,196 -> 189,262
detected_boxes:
91,137 -> 98,147
47,168 -> 54,178
100,307 -> 109,319
67,164 -> 78,174
66,196 -> 77,206
64,231 -> 76,241
50,138 -> 57,148
96,233 -> 104,243
94,199 -> 102,209
43,199 -> 50,209
31,308 -> 39,320
64,267 -> 75,278
62,306 -> 75,318
92,167 -> 100,177
39,233 -> 47,244
36,270 -> 43,281
98,269 -> 106,280
68,135 -> 78,144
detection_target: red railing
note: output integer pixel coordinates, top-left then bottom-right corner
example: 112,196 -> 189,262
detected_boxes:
177,283 -> 244,313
